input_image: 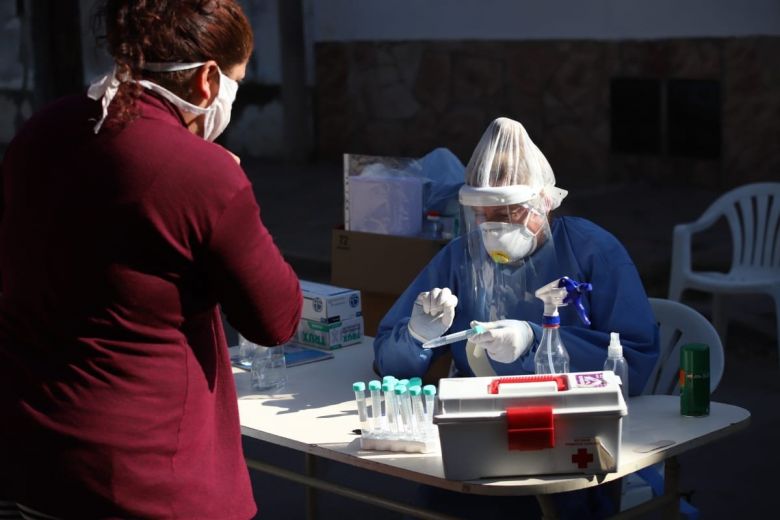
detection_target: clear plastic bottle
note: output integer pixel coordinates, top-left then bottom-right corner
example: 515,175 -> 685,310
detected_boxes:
237,333 -> 258,368
603,332 -> 629,406
250,344 -> 287,392
534,314 -> 570,374
422,211 -> 443,239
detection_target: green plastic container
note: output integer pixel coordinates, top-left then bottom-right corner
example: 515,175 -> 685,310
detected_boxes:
680,343 -> 710,417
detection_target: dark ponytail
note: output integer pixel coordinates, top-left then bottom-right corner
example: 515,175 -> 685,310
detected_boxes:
92,0 -> 253,128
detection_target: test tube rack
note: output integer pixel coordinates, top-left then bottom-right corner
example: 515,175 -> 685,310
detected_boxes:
352,378 -> 439,454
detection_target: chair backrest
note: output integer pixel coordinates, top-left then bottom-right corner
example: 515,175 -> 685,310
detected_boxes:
643,298 -> 725,395
700,182 -> 780,273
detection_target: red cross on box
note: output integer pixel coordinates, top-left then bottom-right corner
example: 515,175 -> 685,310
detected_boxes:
571,448 -> 593,469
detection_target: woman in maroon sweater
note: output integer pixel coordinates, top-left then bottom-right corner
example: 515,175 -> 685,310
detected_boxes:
0,1 -> 301,518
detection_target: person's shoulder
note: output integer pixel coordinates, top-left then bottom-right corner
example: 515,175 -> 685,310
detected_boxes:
134,121 -> 247,189
554,216 -> 619,242
554,216 -> 632,261
442,234 -> 468,257
12,94 -> 92,139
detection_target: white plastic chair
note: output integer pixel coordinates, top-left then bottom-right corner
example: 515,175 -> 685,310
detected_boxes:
668,182 -> 780,364
643,297 -> 724,395
621,297 -> 725,513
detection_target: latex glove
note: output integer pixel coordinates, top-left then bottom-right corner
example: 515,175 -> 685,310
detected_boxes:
408,288 -> 458,343
469,319 -> 534,363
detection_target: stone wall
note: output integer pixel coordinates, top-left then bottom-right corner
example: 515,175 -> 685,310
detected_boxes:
315,37 -> 780,190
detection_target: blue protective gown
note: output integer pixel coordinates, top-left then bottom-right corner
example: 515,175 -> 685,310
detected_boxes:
374,216 -> 659,396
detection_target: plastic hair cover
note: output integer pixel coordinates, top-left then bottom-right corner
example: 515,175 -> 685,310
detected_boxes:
458,117 -> 566,324
463,117 -> 566,209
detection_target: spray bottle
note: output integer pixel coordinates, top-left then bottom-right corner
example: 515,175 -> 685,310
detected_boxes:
604,332 -> 629,406
533,276 -> 593,374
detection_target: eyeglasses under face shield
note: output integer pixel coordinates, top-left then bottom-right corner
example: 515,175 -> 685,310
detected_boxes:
459,184 -> 547,225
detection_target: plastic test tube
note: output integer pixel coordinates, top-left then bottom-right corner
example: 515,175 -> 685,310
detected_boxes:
409,377 -> 423,388
394,385 -> 412,435
423,384 -> 437,431
368,380 -> 382,432
382,381 -> 398,435
422,325 -> 486,349
409,385 -> 425,436
353,382 -> 369,433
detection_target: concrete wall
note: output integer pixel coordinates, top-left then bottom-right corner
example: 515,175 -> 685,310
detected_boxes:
2,0 -> 779,166
311,1 -> 780,190
0,0 -> 313,157
315,37 -> 780,190
314,0 -> 780,41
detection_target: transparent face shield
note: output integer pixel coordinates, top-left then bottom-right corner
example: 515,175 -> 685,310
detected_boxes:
458,184 -> 555,323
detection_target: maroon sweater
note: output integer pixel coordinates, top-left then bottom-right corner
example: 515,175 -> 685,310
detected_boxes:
0,92 -> 302,518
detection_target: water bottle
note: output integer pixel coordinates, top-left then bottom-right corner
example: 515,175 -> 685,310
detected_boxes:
250,344 -> 287,392
603,332 -> 629,406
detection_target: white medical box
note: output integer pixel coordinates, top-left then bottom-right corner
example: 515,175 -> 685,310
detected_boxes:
434,371 -> 627,480
301,280 -> 362,324
295,316 -> 364,350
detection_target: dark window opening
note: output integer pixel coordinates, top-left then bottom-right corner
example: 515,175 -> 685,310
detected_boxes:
610,77 -> 722,159
610,78 -> 661,155
668,79 -> 721,159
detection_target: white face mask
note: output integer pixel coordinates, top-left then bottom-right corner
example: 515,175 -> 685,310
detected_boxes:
87,61 -> 239,141
479,221 -> 537,264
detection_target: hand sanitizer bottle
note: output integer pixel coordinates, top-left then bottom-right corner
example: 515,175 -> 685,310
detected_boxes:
603,332 -> 629,406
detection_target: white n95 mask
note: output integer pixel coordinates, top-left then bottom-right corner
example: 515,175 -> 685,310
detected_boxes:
88,61 -> 238,141
479,221 -> 537,264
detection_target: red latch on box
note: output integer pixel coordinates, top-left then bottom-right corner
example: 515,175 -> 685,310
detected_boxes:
488,375 -> 568,394
506,406 -> 555,450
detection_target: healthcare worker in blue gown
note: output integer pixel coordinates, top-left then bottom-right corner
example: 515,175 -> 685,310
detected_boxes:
373,117 -> 659,518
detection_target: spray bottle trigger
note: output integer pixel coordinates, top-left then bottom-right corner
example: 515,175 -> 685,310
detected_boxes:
559,276 -> 593,326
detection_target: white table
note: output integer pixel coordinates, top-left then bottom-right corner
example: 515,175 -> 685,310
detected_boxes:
235,338 -> 750,519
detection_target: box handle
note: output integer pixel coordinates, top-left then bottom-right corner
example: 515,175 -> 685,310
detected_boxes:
488,375 -> 568,394
506,406 -> 555,450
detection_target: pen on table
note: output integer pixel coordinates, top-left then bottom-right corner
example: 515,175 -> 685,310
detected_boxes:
352,381 -> 369,433
422,325 -> 486,349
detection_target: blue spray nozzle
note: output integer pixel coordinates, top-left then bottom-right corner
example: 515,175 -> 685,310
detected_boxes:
535,276 -> 592,324
559,276 -> 592,325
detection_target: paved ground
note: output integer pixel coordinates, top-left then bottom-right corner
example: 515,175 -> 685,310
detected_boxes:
240,156 -> 777,519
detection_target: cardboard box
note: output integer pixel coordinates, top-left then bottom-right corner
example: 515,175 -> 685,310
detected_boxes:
300,280 -> 362,324
331,229 -> 448,296
331,229 -> 449,336
296,316 -> 364,350
434,372 -> 627,480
